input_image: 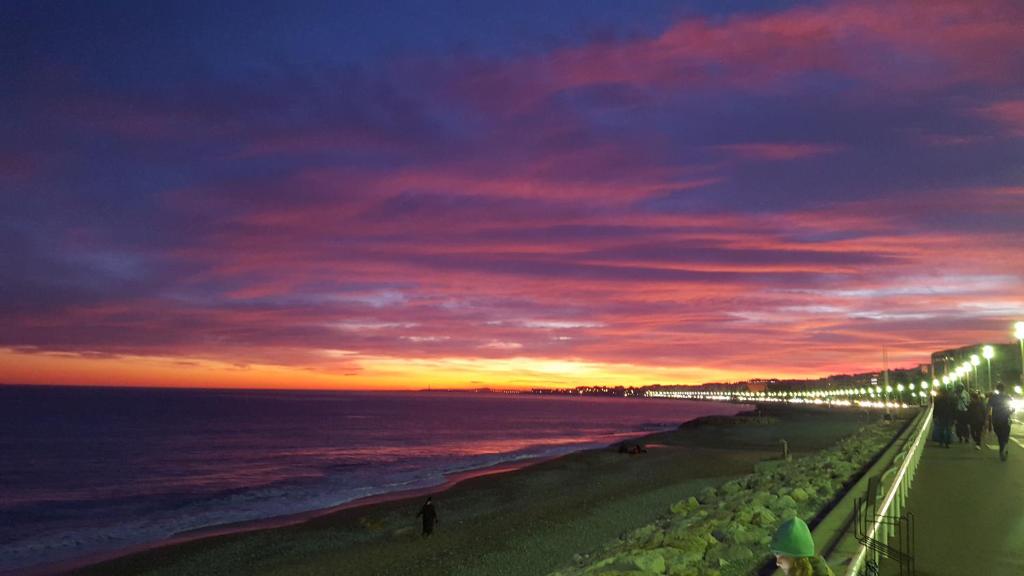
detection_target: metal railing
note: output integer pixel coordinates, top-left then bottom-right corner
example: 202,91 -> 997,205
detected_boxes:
844,404 -> 932,576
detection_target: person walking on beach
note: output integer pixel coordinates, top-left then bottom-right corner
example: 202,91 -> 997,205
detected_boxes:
416,496 -> 438,536
968,390 -> 987,450
771,517 -> 834,576
987,385 -> 1014,462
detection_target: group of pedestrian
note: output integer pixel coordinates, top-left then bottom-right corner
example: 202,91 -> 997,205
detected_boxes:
933,383 -> 1015,461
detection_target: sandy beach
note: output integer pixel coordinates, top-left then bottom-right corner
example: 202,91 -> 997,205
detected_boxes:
65,406 -> 875,576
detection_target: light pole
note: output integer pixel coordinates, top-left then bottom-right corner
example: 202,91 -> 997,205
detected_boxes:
1015,322 -> 1024,388
982,345 -> 994,392
970,354 -> 980,390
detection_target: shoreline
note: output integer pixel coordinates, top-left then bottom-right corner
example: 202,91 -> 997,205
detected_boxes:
16,455 -> 560,576
32,401 -> 876,573
16,418 -> 729,576
59,405 -> 879,576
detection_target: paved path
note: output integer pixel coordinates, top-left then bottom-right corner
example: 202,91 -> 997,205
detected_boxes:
902,414 -> 1024,575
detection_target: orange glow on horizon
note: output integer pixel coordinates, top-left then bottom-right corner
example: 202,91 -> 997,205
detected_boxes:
0,347 -> 918,392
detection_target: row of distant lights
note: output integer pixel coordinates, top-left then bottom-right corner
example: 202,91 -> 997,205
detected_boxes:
646,382 -> 1024,410
646,388 -> 912,409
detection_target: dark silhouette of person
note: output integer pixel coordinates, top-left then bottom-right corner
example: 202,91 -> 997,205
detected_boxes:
968,390 -> 987,450
953,385 -> 970,443
933,388 -> 955,448
987,385 -> 1014,461
416,496 -> 438,536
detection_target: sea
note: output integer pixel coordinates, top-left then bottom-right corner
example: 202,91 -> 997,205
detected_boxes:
0,385 -> 745,573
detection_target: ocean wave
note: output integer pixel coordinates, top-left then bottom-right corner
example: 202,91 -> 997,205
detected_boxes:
1,390 -> 744,573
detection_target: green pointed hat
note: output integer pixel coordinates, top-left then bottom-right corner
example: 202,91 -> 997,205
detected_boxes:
771,517 -> 815,557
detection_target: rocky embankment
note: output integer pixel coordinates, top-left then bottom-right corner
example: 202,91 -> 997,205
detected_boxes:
549,419 -> 901,576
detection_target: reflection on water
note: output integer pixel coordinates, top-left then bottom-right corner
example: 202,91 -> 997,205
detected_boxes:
0,386 -> 746,573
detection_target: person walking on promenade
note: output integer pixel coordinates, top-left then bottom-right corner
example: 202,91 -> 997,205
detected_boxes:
968,390 -> 987,450
933,388 -> 955,448
954,385 -> 970,443
987,385 -> 1015,461
771,517 -> 834,576
416,496 -> 439,536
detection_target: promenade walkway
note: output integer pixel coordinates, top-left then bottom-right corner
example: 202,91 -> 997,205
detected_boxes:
901,412 -> 1024,575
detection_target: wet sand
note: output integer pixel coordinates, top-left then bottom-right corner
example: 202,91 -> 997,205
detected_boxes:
65,406 -> 875,576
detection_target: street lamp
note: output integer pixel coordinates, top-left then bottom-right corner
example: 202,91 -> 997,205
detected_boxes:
970,354 -> 980,389
1015,322 -> 1024,388
982,345 -> 995,392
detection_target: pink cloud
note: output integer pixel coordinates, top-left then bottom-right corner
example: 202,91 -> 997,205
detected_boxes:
715,142 -> 842,161
976,99 -> 1024,136
443,0 -> 1024,110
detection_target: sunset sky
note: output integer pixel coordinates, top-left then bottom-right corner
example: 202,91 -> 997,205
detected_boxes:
3,0 -> 1023,390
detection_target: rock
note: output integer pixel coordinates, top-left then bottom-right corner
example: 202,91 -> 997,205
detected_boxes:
629,551 -> 666,574
670,496 -> 700,515
721,480 -> 743,494
549,420 -> 902,576
737,526 -> 768,546
391,526 -> 415,538
774,494 -> 797,511
697,487 -> 718,505
722,544 -> 755,564
587,550 -> 665,575
666,565 -> 700,576
749,506 -> 777,528
661,530 -> 709,564
655,547 -> 701,575
626,525 -> 665,549
732,507 -> 753,524
703,543 -> 725,565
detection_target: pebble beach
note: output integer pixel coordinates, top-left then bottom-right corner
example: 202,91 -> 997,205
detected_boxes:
67,406 -> 893,576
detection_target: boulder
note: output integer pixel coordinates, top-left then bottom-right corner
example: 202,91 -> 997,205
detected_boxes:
625,524 -> 665,549
670,496 -> 700,515
666,565 -> 700,576
721,545 -> 755,564
774,494 -> 797,511
732,507 -> 753,524
697,486 -> 718,505
721,480 -> 743,495
662,530 -> 709,564
655,547 -> 701,575
587,550 -> 665,575
749,506 -> 777,528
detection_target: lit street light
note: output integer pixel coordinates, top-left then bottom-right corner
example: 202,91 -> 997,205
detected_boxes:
982,345 -> 994,392
1015,322 -> 1024,389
